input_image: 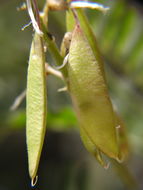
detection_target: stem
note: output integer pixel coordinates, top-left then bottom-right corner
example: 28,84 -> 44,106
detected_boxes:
10,90 -> 26,111
71,8 -> 79,25
10,63 -> 63,111
41,1 -> 69,79
45,64 -> 63,80
26,0 -> 43,35
111,160 -> 139,190
41,23 -> 68,78
32,0 -> 41,29
42,2 -> 49,26
43,27 -> 63,65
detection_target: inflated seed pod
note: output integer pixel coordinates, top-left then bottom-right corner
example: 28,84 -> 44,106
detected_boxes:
66,9 -> 106,81
65,9 -> 128,163
80,127 -> 108,168
67,24 -> 119,160
26,33 -> 47,183
60,32 -> 107,166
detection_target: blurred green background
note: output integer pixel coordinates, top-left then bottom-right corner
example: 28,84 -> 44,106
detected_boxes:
0,0 -> 143,189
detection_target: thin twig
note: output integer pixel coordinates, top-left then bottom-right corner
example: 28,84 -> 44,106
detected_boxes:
71,8 -> 80,25
21,21 -> 32,31
41,2 -> 49,26
10,89 -> 26,111
54,54 -> 69,70
69,1 -> 109,13
32,0 -> 41,29
45,64 -> 63,79
10,64 -> 63,111
26,0 -> 43,35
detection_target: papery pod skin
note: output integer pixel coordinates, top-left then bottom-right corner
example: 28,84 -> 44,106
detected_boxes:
67,24 -> 119,159
80,127 -> 108,168
60,32 -> 108,167
26,33 -> 47,179
66,9 -> 106,81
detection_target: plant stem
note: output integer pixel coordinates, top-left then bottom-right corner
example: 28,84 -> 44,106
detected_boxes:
45,64 -> 63,80
10,63 -> 63,111
10,90 -> 26,111
41,23 -> 68,78
32,0 -> 41,29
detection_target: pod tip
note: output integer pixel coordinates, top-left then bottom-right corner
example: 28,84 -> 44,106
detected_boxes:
104,162 -> 110,170
31,175 -> 38,187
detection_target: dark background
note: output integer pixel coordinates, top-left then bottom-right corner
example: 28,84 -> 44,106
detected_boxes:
0,0 -> 143,189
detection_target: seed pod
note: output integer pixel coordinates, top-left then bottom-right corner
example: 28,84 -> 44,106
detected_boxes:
66,9 -> 106,81
61,32 -> 108,166
67,24 -> 119,160
80,127 -> 108,168
26,33 -> 47,182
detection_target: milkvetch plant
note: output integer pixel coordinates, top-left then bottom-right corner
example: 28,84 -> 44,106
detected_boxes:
22,0 -> 130,186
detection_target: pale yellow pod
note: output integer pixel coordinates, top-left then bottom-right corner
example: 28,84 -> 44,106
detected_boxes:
26,33 -> 47,182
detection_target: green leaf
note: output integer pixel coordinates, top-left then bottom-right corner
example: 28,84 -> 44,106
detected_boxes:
47,107 -> 77,130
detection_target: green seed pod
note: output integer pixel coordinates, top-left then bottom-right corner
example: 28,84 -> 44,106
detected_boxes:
66,9 -> 106,81
26,33 -> 47,182
80,127 -> 108,168
67,24 -> 119,160
60,32 -> 106,166
60,32 -> 107,166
